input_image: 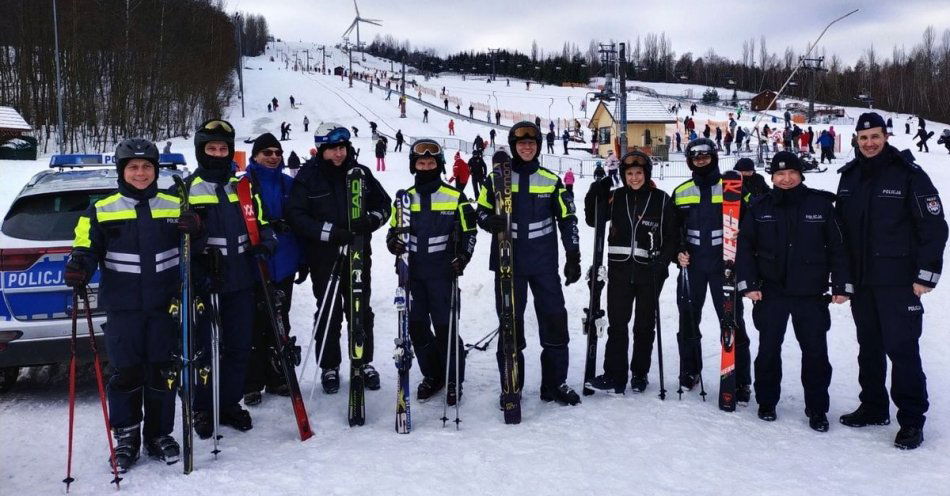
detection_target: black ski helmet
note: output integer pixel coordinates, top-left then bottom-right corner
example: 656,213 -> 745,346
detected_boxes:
408,139 -> 445,174
194,118 -> 236,169
115,138 -> 159,172
507,121 -> 542,162
619,151 -> 653,182
684,137 -> 719,173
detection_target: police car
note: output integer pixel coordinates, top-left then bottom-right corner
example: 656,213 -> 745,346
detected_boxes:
0,153 -> 187,392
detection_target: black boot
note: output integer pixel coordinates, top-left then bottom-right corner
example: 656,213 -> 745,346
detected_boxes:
588,374 -> 625,394
894,426 -> 924,450
540,383 -> 581,406
321,368 -> 339,395
736,384 -> 751,404
447,382 -> 462,406
630,375 -> 649,394
193,411 -> 213,440
361,364 -> 381,391
807,410 -> 829,433
146,435 -> 181,465
416,376 -> 444,401
758,405 -> 777,422
110,425 -> 141,473
266,382 -> 290,397
679,373 -> 701,391
244,391 -> 262,406
221,405 -> 253,432
839,405 -> 890,428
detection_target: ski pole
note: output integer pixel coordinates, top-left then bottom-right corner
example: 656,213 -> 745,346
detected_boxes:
209,291 -> 222,458
652,269 -> 666,401
63,290 -> 79,493
464,328 -> 498,351
79,287 -> 122,488
680,268 -> 707,401
309,250 -> 345,401
441,278 -> 457,428
299,250 -> 343,382
452,281 -> 461,429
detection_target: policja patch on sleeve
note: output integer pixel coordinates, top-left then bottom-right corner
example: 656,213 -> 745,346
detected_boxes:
921,195 -> 943,216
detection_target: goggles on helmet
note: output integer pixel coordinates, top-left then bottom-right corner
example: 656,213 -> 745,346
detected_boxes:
325,127 -> 352,145
202,119 -> 234,133
622,154 -> 650,167
512,125 -> 540,140
412,141 -> 442,156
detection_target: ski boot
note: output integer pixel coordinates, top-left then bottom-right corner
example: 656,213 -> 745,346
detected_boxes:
736,384 -> 751,404
111,425 -> 141,473
321,368 -> 340,395
221,405 -> 253,432
839,405 -> 890,428
630,375 -> 649,394
806,410 -> 829,433
541,383 -> 581,406
588,374 -> 625,394
193,411 -> 214,440
361,364 -> 381,391
243,391 -> 262,407
446,382 -> 462,406
757,405 -> 777,422
894,426 -> 924,450
416,376 -> 444,401
679,373 -> 701,391
146,435 -> 181,465
266,382 -> 290,397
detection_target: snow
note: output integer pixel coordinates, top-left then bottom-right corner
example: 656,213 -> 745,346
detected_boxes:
2,45 -> 950,495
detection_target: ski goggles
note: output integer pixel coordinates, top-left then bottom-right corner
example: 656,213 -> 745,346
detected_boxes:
622,154 -> 650,167
411,140 -> 442,156
687,144 -> 714,158
259,149 -> 283,157
202,119 -> 234,133
325,127 -> 351,145
511,125 -> 540,140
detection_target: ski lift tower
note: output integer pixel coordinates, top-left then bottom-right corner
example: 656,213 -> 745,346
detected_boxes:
800,55 -> 827,122
596,42 -> 617,101
617,42 -> 628,154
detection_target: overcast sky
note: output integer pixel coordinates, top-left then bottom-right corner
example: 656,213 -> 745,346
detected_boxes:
226,1 -> 950,66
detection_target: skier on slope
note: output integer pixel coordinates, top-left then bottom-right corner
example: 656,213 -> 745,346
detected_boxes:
672,138 -> 752,400
737,151 -> 853,432
287,124 -> 391,394
242,133 -> 306,407
468,149 -> 487,200
583,151 -> 678,394
605,150 -> 620,186
448,151 -> 470,192
386,139 -> 478,404
476,121 -> 583,408
835,112 -> 948,450
174,119 -> 277,437
65,138 -> 184,471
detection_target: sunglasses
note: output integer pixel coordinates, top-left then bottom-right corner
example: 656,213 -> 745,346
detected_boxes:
260,149 -> 283,157
622,154 -> 650,167
412,141 -> 442,156
203,120 -> 234,133
512,125 -> 539,140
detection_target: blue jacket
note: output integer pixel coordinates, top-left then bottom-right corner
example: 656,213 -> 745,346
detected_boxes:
245,160 -> 304,282
817,132 -> 835,148
736,184 -> 852,297
836,145 -> 947,288
71,183 -> 181,311
476,159 -> 579,275
389,179 -> 477,280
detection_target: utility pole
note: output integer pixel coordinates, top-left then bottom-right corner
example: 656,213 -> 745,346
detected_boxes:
346,38 -> 354,88
800,55 -> 827,122
305,49 -> 311,71
317,45 -> 326,73
488,48 -> 501,81
51,0 -> 66,153
618,42 -> 628,154
234,14 -> 245,118
400,58 -> 407,118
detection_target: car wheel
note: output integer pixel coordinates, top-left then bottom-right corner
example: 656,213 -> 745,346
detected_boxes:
0,367 -> 19,393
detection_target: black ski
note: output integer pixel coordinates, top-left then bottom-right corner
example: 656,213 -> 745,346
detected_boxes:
172,175 -> 196,473
582,175 -> 608,396
347,167 -> 367,427
493,159 -> 521,424
393,190 -> 413,433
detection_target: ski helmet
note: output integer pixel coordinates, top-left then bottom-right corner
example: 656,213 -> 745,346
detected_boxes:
507,121 -> 542,162
313,122 -> 350,149
194,118 -> 236,169
408,139 -> 445,174
115,138 -> 159,171
684,137 -> 719,173
619,151 -> 653,182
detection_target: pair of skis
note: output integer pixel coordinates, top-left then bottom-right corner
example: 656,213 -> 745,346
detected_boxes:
493,159 -> 521,424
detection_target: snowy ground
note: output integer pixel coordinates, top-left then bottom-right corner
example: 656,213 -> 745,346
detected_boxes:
2,49 -> 950,495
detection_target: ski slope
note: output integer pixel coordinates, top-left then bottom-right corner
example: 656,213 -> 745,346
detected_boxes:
2,46 -> 949,495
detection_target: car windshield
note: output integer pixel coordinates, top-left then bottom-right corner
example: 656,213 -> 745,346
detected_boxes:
2,189 -> 113,241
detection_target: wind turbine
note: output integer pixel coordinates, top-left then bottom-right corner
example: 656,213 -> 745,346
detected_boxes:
342,0 -> 381,62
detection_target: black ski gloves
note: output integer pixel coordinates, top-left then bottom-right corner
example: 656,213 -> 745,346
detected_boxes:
564,250 -> 581,285
248,243 -> 273,259
295,265 -> 309,285
450,252 -> 471,277
386,227 -> 408,255
329,227 -> 354,246
484,214 -> 508,234
349,215 -> 378,234
64,253 -> 91,288
177,210 -> 203,236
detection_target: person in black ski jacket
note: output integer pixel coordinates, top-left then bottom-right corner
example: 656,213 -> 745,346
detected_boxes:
65,138 -> 183,470
173,119 -> 277,438
835,112 -> 948,450
468,149 -> 487,200
733,158 -> 769,198
584,151 -> 678,394
386,139 -> 477,405
737,151 -> 852,432
476,121 -> 583,408
287,125 -> 391,394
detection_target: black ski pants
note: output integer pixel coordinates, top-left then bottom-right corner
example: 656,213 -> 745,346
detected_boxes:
409,276 -> 465,384
851,285 -> 928,428
244,276 -> 294,394
752,294 -> 831,413
493,271 -> 569,391
310,252 -> 375,370
603,264 -> 666,383
675,265 -> 751,386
